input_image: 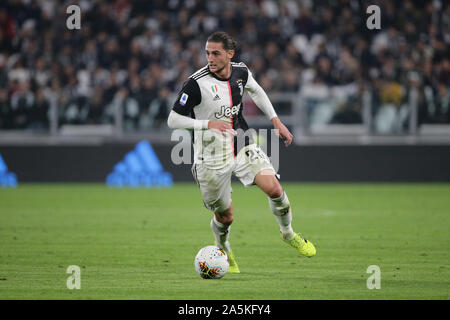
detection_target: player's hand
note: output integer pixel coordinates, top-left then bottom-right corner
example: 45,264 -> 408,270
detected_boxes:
271,117 -> 293,147
208,121 -> 236,137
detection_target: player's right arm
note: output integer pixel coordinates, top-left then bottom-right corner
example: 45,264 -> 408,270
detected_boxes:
168,111 -> 233,134
167,78 -> 208,130
167,78 -> 234,135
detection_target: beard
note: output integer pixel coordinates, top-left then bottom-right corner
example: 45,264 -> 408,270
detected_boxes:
214,64 -> 226,74
209,61 -> 228,75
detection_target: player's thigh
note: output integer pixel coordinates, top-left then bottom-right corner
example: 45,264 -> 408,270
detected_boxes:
191,164 -> 232,213
233,144 -> 279,187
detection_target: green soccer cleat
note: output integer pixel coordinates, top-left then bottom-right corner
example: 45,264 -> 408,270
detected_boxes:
214,243 -> 240,273
226,249 -> 240,273
283,232 -> 316,258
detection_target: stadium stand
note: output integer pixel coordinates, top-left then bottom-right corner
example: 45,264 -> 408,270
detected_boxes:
0,0 -> 448,134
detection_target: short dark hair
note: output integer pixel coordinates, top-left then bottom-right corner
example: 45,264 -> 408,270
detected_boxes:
207,31 -> 237,51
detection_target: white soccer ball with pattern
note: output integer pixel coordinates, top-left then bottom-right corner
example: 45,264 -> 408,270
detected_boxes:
194,245 -> 229,279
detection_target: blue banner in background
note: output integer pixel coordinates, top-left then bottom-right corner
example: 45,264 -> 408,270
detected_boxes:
0,154 -> 18,187
106,140 -> 173,188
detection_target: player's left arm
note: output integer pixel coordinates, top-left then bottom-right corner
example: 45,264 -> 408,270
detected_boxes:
244,68 -> 293,147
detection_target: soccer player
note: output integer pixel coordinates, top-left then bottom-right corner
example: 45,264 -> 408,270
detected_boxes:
167,32 -> 316,273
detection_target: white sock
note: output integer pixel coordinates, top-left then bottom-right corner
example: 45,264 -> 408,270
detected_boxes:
210,215 -> 231,252
268,191 -> 294,239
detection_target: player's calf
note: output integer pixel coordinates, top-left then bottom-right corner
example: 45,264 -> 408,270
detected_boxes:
210,202 -> 234,253
268,190 -> 294,239
210,207 -> 240,273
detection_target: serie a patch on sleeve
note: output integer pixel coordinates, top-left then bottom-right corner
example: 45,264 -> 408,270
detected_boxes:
180,93 -> 189,106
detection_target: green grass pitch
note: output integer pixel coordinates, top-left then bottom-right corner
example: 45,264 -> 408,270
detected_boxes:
0,183 -> 449,299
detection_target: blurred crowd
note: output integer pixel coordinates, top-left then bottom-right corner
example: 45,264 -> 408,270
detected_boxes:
0,0 -> 449,132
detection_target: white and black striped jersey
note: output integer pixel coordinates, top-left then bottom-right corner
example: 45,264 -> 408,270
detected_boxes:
170,62 -> 277,169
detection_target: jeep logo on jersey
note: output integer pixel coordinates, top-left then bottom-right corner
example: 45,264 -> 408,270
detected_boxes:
215,104 -> 241,119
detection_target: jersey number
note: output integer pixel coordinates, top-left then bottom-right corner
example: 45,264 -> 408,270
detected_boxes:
245,148 -> 268,162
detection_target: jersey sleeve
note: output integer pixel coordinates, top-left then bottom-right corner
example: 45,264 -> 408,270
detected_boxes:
244,68 -> 278,120
172,78 -> 201,116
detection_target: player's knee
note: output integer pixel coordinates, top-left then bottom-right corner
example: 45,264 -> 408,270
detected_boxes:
267,183 -> 283,199
215,211 -> 234,226
215,204 -> 234,225
222,214 -> 234,226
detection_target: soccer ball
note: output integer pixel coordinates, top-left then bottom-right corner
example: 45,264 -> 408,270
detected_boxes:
194,245 -> 229,279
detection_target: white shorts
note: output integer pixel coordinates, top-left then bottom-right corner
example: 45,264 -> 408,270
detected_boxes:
191,144 -> 278,213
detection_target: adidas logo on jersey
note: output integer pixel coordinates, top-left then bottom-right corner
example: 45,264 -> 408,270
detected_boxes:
213,94 -> 221,101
